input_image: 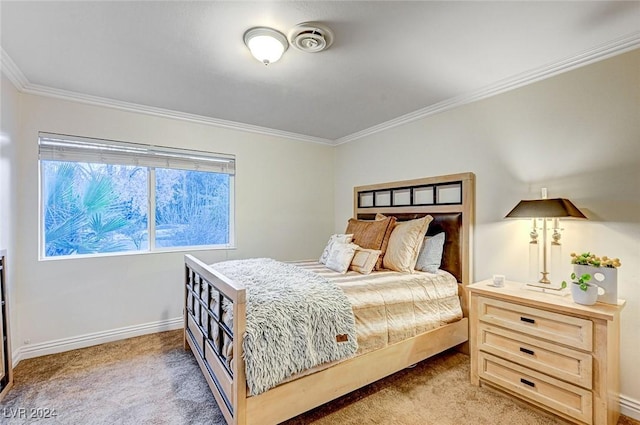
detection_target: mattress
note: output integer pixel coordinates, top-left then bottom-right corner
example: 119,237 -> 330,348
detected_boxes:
292,261 -> 463,355
272,261 -> 462,384
200,260 -> 463,389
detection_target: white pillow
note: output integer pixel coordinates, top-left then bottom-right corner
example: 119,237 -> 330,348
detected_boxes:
350,248 -> 381,275
325,242 -> 359,274
319,233 -> 353,264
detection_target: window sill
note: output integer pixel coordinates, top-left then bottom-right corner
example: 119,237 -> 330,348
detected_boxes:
38,245 -> 237,262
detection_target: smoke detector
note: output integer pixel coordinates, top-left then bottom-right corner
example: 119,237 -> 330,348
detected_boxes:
288,22 -> 334,53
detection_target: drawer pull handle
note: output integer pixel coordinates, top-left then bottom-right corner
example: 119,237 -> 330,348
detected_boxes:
519,347 -> 535,356
520,378 -> 536,388
520,316 -> 535,324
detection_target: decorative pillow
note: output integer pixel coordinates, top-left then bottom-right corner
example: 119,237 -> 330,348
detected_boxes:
415,232 -> 445,273
374,213 -> 398,270
325,242 -> 359,274
319,233 -> 353,264
349,248 -> 381,275
345,215 -> 396,270
383,215 -> 433,273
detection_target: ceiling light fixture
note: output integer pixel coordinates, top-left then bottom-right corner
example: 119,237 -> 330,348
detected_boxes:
243,27 -> 288,66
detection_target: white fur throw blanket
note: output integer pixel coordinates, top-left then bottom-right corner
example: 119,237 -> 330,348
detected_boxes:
210,258 -> 358,396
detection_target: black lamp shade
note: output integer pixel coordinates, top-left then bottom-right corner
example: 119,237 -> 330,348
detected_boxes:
505,198 -> 587,219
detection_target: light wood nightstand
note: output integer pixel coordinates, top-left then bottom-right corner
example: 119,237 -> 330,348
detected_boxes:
469,280 -> 625,425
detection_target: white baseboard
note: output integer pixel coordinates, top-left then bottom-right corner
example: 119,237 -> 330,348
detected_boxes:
621,394 -> 640,421
12,316 -> 183,366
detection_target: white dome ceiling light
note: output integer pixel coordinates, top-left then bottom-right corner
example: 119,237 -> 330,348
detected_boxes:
243,27 -> 289,65
288,22 -> 334,54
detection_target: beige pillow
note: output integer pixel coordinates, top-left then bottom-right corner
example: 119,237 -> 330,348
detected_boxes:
350,248 -> 381,275
325,242 -> 359,274
383,215 -> 433,273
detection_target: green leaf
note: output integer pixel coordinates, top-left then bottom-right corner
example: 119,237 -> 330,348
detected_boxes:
83,176 -> 115,213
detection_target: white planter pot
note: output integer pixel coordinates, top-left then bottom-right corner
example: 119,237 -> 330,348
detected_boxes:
571,281 -> 598,306
573,264 -> 618,304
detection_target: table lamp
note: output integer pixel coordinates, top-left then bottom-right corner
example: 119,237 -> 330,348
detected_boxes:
505,191 -> 587,290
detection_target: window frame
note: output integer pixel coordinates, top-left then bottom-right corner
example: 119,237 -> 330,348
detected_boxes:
38,133 -> 236,261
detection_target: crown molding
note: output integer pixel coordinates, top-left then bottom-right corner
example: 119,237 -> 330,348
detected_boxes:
21,84 -> 334,145
0,48 -> 28,90
1,48 -> 333,146
334,31 -> 640,145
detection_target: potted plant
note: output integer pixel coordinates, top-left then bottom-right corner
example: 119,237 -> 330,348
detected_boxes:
562,252 -> 621,305
566,272 -> 598,305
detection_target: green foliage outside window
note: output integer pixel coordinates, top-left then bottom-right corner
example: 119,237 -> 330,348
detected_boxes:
42,161 -> 230,257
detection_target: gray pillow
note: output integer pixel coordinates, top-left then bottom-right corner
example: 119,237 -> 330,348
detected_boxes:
415,232 -> 445,273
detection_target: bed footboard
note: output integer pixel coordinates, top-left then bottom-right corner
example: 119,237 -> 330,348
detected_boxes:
184,255 -> 246,425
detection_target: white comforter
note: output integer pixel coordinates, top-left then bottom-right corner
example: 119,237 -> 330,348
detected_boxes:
210,258 -> 358,396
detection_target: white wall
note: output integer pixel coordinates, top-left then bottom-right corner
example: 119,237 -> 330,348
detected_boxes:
0,74 -> 20,353
335,50 -> 640,414
12,94 -> 334,356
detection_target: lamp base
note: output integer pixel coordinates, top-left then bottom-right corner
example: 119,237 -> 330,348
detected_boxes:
526,281 -> 570,296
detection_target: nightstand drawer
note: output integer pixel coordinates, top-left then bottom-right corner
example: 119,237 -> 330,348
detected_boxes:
479,352 -> 593,424
478,323 -> 593,389
477,297 -> 593,351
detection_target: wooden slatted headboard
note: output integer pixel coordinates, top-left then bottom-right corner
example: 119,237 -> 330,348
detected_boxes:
353,172 -> 475,286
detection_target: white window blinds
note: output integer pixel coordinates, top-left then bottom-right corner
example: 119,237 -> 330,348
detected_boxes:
38,132 -> 235,174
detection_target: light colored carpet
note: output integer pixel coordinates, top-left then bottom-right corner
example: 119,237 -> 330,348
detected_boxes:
1,330 -> 638,425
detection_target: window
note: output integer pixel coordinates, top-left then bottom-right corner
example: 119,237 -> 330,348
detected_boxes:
39,133 -> 235,259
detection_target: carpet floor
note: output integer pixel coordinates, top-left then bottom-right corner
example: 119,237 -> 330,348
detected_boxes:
1,330 -> 638,425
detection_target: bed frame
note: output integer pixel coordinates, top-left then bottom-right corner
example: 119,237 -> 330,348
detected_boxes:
184,172 -> 475,425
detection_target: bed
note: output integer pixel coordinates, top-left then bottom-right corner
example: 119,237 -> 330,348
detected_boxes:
184,172 -> 475,425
